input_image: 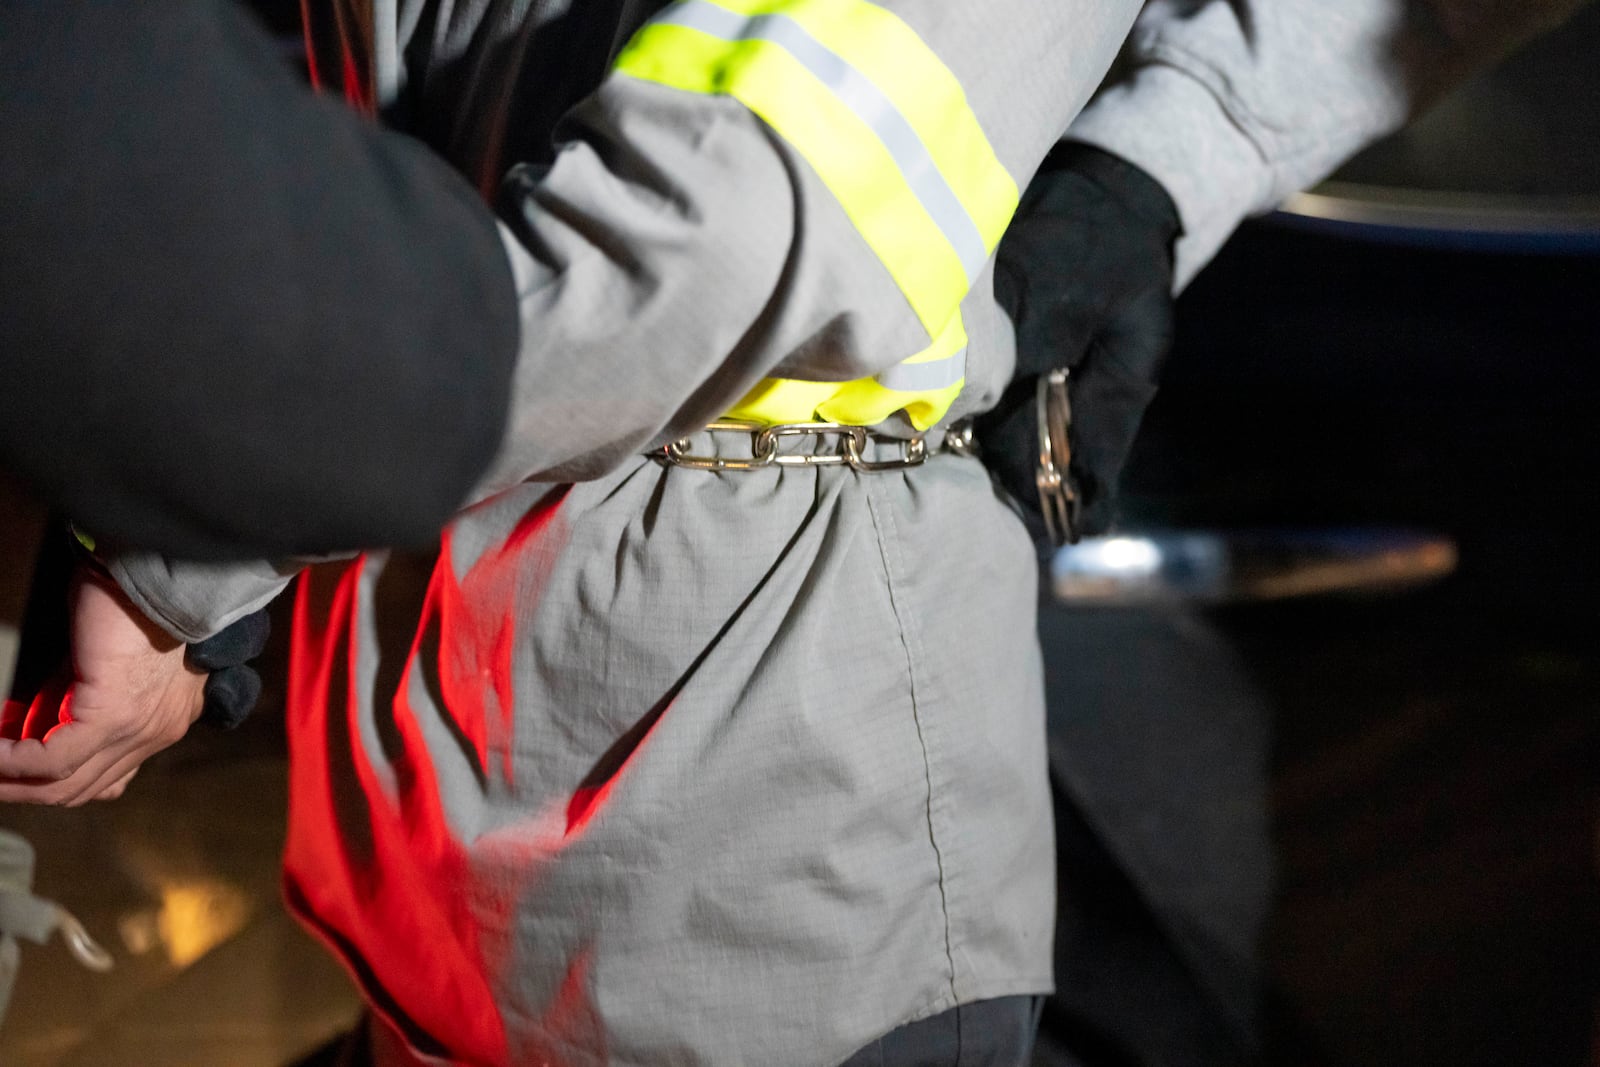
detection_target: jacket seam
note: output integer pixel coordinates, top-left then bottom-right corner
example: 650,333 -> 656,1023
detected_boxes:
860,475 -> 960,1012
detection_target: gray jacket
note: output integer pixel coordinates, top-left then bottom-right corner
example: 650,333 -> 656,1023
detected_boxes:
108,1 -> 1584,1063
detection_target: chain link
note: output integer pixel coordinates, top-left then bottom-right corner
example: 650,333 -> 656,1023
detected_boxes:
656,419 -> 967,473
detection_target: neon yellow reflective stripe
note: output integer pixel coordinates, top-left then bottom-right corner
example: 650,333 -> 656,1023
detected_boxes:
723,379 -> 845,427
649,0 -> 994,281
617,20 -> 968,335
725,377 -> 962,432
817,311 -> 966,429
725,313 -> 966,431
821,379 -> 963,432
615,0 -> 1014,430
709,0 -> 1018,251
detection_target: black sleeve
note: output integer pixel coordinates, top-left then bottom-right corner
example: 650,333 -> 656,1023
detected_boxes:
0,1 -> 520,559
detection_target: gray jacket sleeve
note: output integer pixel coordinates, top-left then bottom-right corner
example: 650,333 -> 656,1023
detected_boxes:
1067,0 -> 1589,287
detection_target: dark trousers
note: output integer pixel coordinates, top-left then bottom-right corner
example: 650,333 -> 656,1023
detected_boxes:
299,997 -> 1045,1067
837,995 -> 1046,1067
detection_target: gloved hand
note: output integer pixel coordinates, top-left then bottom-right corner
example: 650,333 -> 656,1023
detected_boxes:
186,609 -> 270,730
977,141 -> 1182,543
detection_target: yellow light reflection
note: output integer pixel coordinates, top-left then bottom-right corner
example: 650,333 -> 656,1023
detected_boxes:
151,879 -> 253,968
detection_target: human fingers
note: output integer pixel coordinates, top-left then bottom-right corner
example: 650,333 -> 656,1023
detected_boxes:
199,665 -> 263,730
1065,296 -> 1174,536
94,766 -> 139,801
0,714 -> 174,807
1,697 -> 32,739
0,672 -> 196,804
64,743 -> 157,807
20,675 -> 72,741
0,720 -> 122,804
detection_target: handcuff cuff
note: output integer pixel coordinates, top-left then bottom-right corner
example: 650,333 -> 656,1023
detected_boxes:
1035,367 -> 1083,547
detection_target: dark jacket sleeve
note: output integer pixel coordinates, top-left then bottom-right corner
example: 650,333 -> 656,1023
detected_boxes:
0,1 -> 520,559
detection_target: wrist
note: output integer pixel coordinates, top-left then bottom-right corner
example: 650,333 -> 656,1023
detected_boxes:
1037,142 -> 1181,239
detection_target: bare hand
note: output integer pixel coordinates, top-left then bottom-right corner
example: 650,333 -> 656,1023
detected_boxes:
0,567 -> 205,805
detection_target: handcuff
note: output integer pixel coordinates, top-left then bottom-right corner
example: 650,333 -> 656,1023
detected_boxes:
1035,367 -> 1083,546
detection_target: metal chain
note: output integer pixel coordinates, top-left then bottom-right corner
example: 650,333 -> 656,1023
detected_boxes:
657,419 -> 970,473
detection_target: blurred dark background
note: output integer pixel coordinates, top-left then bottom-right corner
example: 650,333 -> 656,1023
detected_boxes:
1041,5 -> 1599,1063
1090,6 -> 1600,1052
1134,214 -> 1600,1065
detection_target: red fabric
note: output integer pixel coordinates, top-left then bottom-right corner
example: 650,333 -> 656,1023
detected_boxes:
282,557 -> 507,1065
299,0 -> 322,92
281,492 -> 582,1064
299,0 -> 375,114
284,18 -> 615,1049
282,9 -> 548,1063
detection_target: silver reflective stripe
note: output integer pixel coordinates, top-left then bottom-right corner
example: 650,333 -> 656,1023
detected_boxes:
874,347 -> 967,392
373,0 -> 402,105
657,0 -> 990,283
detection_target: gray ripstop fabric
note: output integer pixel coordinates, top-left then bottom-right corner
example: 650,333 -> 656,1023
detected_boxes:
291,451 -> 1053,1065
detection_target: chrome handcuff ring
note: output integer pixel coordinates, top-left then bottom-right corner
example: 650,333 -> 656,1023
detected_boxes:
1035,367 -> 1083,546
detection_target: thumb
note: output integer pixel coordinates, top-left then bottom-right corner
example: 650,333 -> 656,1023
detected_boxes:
1066,298 -> 1173,536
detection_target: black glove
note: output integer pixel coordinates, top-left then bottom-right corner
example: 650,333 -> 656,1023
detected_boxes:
978,142 -> 1182,542
185,609 -> 270,730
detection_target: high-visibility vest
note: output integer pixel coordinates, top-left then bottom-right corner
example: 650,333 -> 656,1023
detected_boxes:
616,0 -> 1020,430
